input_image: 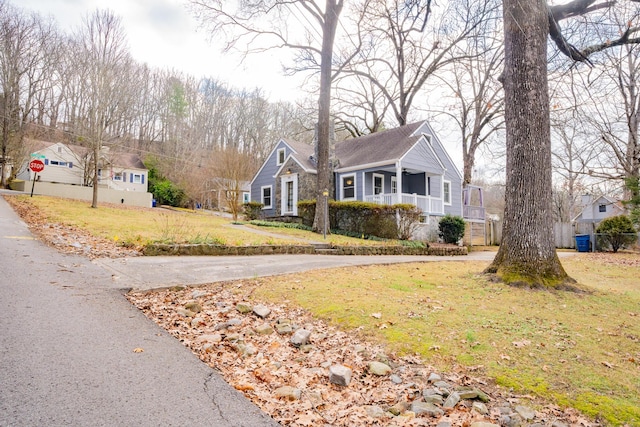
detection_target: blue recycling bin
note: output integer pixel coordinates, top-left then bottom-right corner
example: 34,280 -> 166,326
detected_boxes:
575,234 -> 590,252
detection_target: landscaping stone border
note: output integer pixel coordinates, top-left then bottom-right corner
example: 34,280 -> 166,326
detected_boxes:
142,243 -> 468,256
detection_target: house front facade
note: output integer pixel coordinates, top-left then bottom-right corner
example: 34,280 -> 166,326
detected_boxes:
250,121 -> 463,223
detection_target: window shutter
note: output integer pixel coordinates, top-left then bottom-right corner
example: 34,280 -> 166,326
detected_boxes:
69,162 -> 73,168
141,175 -> 145,184
123,172 -> 126,182
130,174 -> 133,183
44,159 -> 48,165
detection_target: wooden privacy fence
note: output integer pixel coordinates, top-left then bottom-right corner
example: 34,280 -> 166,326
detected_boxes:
466,220 -> 637,249
554,222 -> 575,248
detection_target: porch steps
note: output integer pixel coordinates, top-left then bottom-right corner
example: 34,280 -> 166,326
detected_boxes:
313,243 -> 338,254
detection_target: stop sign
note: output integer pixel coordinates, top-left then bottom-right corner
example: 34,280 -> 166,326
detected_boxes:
29,159 -> 44,173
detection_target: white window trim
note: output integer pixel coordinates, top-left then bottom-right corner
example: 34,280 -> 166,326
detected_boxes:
261,185 -> 273,209
281,174 -> 298,215
276,148 -> 286,166
391,176 -> 397,194
341,174 -> 356,201
132,173 -> 143,184
443,180 -> 452,206
372,173 -> 385,195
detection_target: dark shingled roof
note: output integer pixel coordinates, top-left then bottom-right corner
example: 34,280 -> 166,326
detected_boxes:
26,138 -> 146,170
111,152 -> 146,170
284,121 -> 427,171
335,121 -> 424,169
282,138 -> 316,170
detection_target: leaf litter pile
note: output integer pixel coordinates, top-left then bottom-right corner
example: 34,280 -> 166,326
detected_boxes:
127,281 -> 590,427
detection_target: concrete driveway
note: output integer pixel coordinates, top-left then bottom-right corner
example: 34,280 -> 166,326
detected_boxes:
95,251 -> 499,291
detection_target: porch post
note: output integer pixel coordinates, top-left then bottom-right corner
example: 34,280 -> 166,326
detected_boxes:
395,161 -> 402,204
441,173 -> 446,214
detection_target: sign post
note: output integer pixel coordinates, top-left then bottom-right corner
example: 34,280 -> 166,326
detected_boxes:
29,159 -> 44,197
322,189 -> 329,240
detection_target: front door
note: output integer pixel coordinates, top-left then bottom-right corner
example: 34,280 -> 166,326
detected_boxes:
281,174 -> 298,216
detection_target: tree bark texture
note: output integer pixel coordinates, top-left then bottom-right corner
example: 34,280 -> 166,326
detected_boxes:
485,0 -> 572,287
312,0 -> 342,234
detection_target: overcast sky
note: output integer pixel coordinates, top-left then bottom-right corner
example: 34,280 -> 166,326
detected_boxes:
18,0 -> 303,102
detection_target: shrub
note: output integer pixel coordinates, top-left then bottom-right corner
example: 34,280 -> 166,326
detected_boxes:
243,202 -> 264,221
438,214 -> 466,244
146,159 -> 186,207
596,215 -> 637,253
297,200 -> 317,227
395,204 -> 423,240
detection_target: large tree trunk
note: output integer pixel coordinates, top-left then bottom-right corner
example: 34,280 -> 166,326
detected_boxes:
312,0 -> 342,234
485,0 -> 574,288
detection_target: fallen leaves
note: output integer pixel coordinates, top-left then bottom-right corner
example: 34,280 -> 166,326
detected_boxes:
125,280 -> 593,427
511,340 -> 531,348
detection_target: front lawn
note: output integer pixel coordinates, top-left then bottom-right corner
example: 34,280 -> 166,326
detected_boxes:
247,253 -> 640,425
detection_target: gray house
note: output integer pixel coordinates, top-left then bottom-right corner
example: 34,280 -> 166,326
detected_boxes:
573,194 -> 627,235
250,121 -> 463,224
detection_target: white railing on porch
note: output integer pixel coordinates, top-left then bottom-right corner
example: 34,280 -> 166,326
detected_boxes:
365,193 -> 444,215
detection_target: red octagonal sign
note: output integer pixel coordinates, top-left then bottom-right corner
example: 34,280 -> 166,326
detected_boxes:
29,159 -> 45,173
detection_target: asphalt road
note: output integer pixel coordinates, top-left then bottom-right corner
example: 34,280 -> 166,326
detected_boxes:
0,195 -> 279,427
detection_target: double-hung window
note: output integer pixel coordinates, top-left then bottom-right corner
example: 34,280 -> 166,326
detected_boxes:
443,180 -> 451,205
261,186 -> 272,208
373,174 -> 384,195
342,175 -> 355,200
277,148 -> 286,166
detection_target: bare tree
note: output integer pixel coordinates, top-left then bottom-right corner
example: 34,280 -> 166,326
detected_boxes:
433,26 -> 504,186
208,147 -> 257,220
577,46 -> 640,198
334,0 -> 499,130
484,0 -> 569,288
71,10 -> 133,208
0,3 -> 56,186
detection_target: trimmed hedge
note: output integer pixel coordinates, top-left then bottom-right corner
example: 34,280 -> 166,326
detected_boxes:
297,199 -> 422,240
243,202 -> 264,221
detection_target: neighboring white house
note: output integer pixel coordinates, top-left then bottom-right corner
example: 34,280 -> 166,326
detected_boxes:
572,194 -> 627,235
15,139 -> 152,207
17,140 -> 148,193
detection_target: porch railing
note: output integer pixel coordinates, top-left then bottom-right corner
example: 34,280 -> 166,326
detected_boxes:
365,193 -> 444,215
463,205 -> 486,221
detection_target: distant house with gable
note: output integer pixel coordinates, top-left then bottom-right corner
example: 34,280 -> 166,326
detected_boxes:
573,194 -> 627,235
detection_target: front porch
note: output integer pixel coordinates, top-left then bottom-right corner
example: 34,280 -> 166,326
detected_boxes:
365,193 -> 444,215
